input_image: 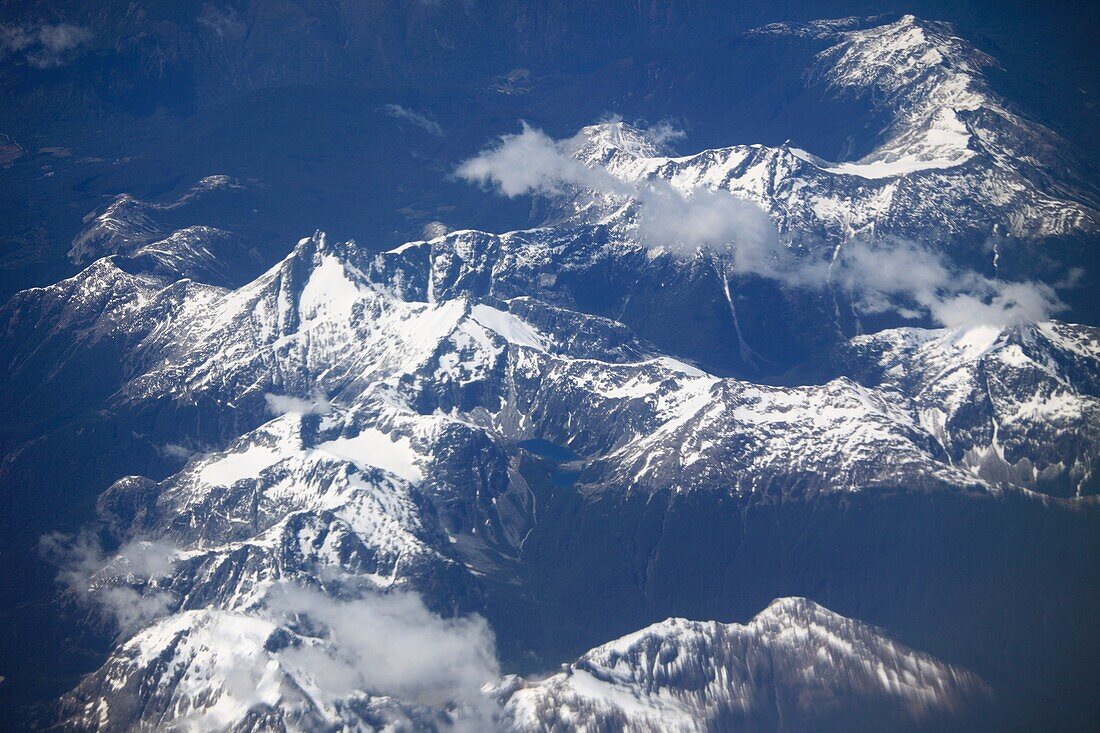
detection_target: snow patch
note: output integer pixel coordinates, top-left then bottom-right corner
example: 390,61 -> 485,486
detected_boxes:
200,445 -> 284,486
316,430 -> 423,483
299,255 -> 367,322
470,304 -> 547,351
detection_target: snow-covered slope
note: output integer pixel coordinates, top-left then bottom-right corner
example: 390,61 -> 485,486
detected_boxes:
562,15 -> 1097,248
835,322 -> 1100,496
32,221 -> 1096,730
5,13 -> 1099,732
499,598 -> 990,733
14,227 -> 1094,506
63,596 -> 501,732
69,175 -> 244,265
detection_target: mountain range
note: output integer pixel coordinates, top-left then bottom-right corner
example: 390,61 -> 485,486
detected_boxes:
1,10 -> 1098,733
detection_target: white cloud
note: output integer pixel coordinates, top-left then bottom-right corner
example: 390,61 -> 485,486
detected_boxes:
40,532 -> 180,635
0,22 -> 92,68
94,587 -> 176,635
161,443 -> 195,459
458,122 -> 612,198
45,531 -> 500,728
422,220 -> 451,239
268,585 -> 500,731
381,104 -> 445,136
644,120 -> 686,145
265,391 -> 332,415
459,123 -> 1066,329
832,238 -> 1065,329
457,123 -> 776,258
635,182 -> 778,259
197,6 -> 245,38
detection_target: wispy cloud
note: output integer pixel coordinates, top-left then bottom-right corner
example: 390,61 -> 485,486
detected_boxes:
644,120 -> 686,145
458,123 -> 1067,329
457,122 -> 776,257
0,22 -> 92,68
197,5 -> 246,38
39,532 -> 180,634
458,122 -> 614,196
269,585 -> 500,730
265,391 -> 332,416
380,104 -> 445,137
832,238 -> 1065,329
44,529 -> 501,728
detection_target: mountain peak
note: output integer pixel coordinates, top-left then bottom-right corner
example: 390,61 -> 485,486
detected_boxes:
501,596 -> 991,733
571,120 -> 672,166
69,175 -> 244,265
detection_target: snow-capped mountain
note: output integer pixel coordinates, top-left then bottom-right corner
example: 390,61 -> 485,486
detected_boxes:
830,322 -> 1100,497
69,176 -> 246,266
9,227 -> 1094,506
17,217 -> 1095,730
62,589 -> 502,732
2,12 -> 1098,733
559,15 -> 1097,258
499,598 -> 990,733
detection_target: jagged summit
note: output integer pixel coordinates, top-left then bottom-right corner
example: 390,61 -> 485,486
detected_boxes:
568,120 -> 674,166
499,596 -> 991,733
